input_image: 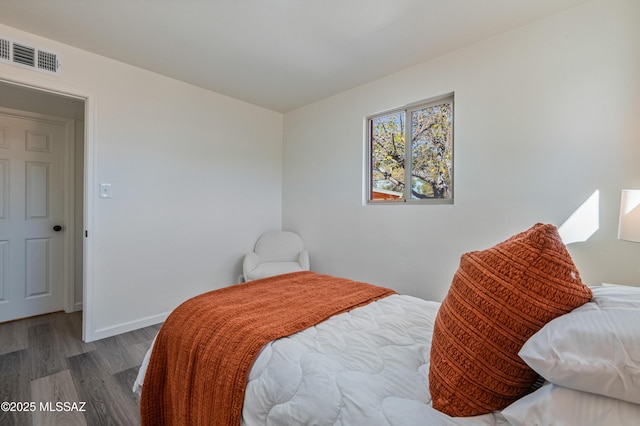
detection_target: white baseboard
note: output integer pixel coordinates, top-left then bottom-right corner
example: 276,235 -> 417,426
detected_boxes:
85,311 -> 170,342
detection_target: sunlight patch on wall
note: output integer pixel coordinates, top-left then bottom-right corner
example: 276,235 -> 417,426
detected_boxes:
558,190 -> 600,244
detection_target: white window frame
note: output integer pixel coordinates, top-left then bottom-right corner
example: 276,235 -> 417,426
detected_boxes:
365,93 -> 454,205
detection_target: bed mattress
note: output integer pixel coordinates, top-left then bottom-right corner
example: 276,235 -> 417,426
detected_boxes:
136,293 -> 508,425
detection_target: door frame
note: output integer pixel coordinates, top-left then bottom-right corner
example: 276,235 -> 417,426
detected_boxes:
0,73 -> 96,342
0,106 -> 76,316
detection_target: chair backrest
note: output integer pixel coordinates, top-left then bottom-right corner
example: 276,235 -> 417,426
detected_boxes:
254,231 -> 305,262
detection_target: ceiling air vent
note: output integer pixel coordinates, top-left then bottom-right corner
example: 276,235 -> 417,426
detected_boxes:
0,37 -> 61,76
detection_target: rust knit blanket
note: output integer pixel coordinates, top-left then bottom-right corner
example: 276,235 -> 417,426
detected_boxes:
140,271 -> 397,426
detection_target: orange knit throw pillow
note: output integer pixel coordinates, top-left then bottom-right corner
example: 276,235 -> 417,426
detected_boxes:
429,223 -> 592,417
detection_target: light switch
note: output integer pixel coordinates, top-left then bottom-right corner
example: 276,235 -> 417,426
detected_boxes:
99,183 -> 112,198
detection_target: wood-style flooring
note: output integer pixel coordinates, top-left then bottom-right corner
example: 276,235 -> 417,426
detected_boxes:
0,311 -> 160,426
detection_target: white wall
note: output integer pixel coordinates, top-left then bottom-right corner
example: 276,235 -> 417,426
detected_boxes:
0,25 -> 283,341
282,0 -> 640,301
1,0 -> 638,340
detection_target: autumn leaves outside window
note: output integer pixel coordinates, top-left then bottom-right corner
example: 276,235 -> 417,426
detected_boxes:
368,94 -> 454,204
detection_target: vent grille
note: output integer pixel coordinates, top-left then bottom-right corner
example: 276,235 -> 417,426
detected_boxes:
0,39 -> 9,61
38,50 -> 58,72
13,43 -> 35,67
0,37 -> 60,75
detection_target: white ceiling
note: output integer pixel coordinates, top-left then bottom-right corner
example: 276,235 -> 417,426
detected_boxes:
0,0 -> 588,112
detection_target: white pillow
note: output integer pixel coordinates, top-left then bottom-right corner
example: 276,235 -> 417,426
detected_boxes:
518,285 -> 640,404
502,383 -> 640,426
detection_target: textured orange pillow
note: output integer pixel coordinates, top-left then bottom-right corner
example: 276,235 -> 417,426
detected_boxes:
428,223 -> 592,417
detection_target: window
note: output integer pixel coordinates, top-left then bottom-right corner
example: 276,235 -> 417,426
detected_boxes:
367,94 -> 454,204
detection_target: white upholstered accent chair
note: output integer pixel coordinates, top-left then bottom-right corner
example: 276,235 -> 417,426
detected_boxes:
242,231 -> 310,281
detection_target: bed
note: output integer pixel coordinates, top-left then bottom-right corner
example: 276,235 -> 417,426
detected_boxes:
135,224 -> 640,425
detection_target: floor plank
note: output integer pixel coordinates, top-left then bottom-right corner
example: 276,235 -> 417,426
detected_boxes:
93,336 -> 138,376
28,323 -> 67,381
49,312 -> 96,358
0,320 -> 29,355
31,369 -> 87,426
0,349 -> 32,425
68,351 -> 138,426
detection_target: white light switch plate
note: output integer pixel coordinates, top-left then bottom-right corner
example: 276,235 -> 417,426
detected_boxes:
99,183 -> 112,198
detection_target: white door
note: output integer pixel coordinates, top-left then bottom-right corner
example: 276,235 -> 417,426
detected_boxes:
0,111 -> 67,322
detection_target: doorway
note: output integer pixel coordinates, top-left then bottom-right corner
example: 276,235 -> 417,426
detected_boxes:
0,80 -> 85,323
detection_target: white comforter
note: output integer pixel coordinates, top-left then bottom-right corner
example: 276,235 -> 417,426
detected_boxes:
135,294 -> 509,425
